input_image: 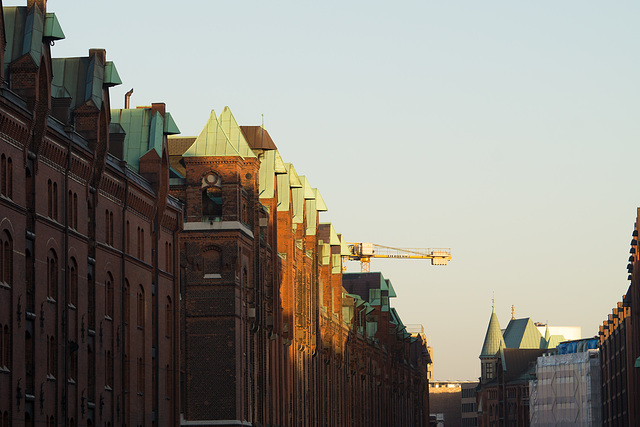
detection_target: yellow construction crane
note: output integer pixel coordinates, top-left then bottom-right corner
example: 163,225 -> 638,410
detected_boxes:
343,243 -> 452,272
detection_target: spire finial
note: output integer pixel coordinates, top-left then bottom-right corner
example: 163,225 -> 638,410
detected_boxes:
511,305 -> 515,320
261,114 -> 265,129
492,292 -> 495,313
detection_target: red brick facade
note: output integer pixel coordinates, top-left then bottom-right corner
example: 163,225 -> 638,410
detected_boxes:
170,116 -> 431,426
0,1 -> 182,426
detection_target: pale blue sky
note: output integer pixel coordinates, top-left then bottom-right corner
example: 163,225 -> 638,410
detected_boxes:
16,0 -> 640,380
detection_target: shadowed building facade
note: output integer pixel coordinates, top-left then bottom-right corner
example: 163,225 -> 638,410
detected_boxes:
0,1 -> 182,425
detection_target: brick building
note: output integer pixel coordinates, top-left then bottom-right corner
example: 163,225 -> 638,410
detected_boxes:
476,306 -> 567,427
598,208 -> 640,426
0,1 -> 182,426
169,109 -> 432,426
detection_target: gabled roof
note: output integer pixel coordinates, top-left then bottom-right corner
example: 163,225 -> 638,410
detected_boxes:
110,107 -> 180,171
183,109 -> 255,158
480,308 -> 505,358
52,55 -> 121,110
503,318 -> 544,349
500,348 -> 545,383
241,125 -> 277,150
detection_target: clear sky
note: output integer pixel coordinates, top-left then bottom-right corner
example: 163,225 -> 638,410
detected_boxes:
16,0 -> 640,380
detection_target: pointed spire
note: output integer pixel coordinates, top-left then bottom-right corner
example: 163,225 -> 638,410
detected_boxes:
480,303 -> 505,359
511,305 -> 515,320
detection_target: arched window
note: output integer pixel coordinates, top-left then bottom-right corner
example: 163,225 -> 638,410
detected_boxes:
68,257 -> 78,307
165,296 -> 172,338
73,193 -> 78,229
87,272 -> 95,329
140,228 -> 145,261
68,191 -> 73,228
126,221 -> 130,253
124,280 -> 130,325
6,157 -> 11,199
109,211 -> 114,245
105,210 -> 110,245
52,182 -> 58,221
47,179 -> 53,217
105,273 -> 114,319
47,249 -> 58,300
137,285 -> 145,328
0,230 -> 12,285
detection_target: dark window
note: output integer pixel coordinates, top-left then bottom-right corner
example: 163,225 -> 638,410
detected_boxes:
1,154 -> 12,198
165,364 -> 172,399
165,296 -> 172,338
202,187 -> 222,218
47,249 -> 58,300
137,285 -> 145,328
105,273 -> 114,318
0,230 -> 12,285
68,258 -> 78,307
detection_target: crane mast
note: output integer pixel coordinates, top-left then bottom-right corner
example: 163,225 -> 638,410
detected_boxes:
343,243 -> 452,272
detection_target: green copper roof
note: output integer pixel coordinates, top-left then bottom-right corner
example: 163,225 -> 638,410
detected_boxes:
103,61 -> 122,87
299,177 -> 315,199
52,55 -> 121,110
274,151 -> 287,173
545,335 -> 565,349
4,6 -> 49,72
43,13 -> 65,40
480,308 -> 505,358
314,189 -> 328,211
306,198 -> 317,236
292,185 -> 304,224
218,107 -> 256,158
110,107 -> 180,171
163,112 -> 180,135
386,279 -> 397,298
503,318 -> 544,349
259,149 -> 276,199
183,108 -> 255,158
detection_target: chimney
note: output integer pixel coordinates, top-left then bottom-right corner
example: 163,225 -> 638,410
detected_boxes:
151,103 -> 166,118
27,0 -> 46,12
124,88 -> 133,109
88,48 -> 106,65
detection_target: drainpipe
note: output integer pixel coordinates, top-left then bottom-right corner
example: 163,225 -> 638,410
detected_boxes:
62,133 -> 71,427
120,167 -> 129,423
124,89 -> 133,109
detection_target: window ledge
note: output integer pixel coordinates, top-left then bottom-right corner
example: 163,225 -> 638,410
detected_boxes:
137,392 -> 143,396
46,374 -> 56,381
67,303 -> 76,310
104,315 -> 113,322
104,385 -> 112,392
67,378 -> 76,385
0,281 -> 10,289
47,297 -> 56,304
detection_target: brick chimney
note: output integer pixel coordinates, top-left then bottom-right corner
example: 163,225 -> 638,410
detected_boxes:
88,48 -> 106,66
27,0 -> 46,12
151,103 -> 166,118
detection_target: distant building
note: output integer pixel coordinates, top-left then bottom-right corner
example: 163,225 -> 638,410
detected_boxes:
461,382 -> 479,427
477,304 -> 570,427
428,381 -> 478,427
529,338 -> 601,426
